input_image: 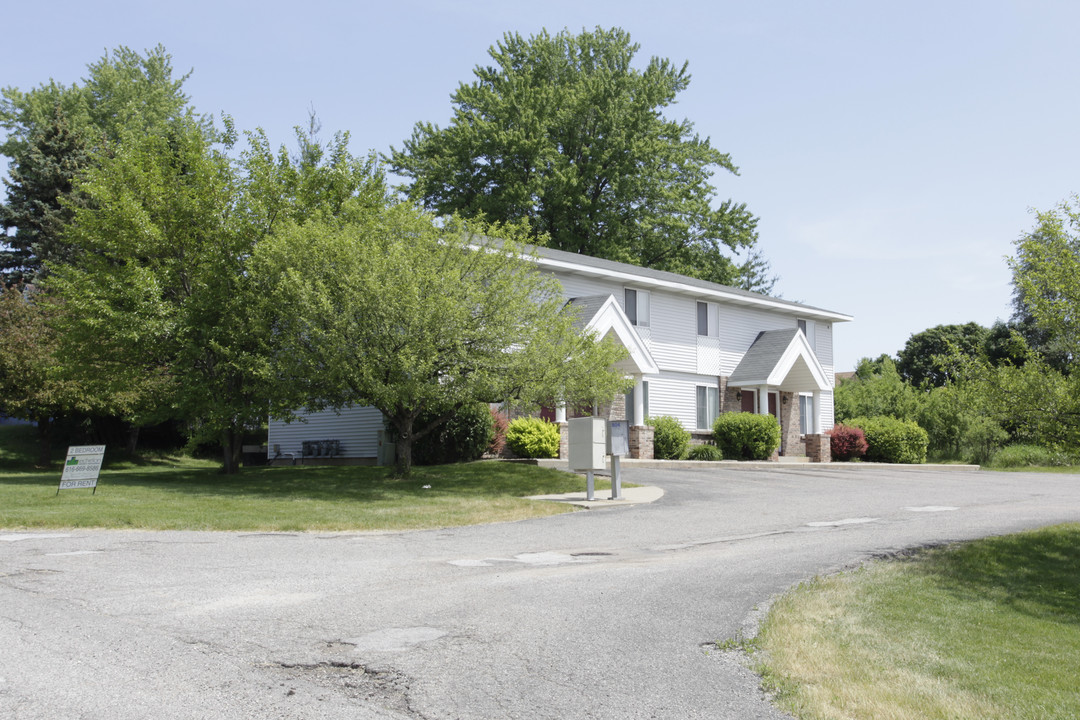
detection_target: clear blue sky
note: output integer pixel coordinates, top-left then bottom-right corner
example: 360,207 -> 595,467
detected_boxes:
5,0 -> 1079,371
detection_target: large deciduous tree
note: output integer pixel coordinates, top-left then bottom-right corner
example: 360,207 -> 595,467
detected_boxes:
1009,195 -> 1080,370
895,322 -> 988,388
1,45 -> 199,283
49,114 -> 381,473
0,286 -> 91,466
254,210 -> 631,476
389,27 -> 761,287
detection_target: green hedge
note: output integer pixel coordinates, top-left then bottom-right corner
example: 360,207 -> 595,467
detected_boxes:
687,444 -> 723,461
846,416 -> 928,464
712,412 -> 780,461
505,417 -> 561,459
650,415 -> 690,459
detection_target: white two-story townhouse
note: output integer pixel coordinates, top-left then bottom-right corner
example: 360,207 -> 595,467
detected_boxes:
267,245 -> 852,464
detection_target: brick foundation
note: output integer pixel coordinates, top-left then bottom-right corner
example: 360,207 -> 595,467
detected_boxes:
629,425 -> 654,459
805,433 -> 831,462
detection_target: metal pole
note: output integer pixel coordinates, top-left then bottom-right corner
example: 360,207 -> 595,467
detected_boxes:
586,470 -> 595,501
611,455 -> 622,500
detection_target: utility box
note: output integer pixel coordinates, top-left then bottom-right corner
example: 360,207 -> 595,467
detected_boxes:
608,421 -> 629,457
569,417 -> 607,472
377,430 -> 396,467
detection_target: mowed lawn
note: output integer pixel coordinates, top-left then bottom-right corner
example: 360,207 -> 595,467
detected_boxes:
756,523 -> 1080,720
0,458 -> 596,531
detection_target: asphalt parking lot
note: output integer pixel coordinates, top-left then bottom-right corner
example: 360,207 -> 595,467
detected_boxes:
4,465 -> 1079,719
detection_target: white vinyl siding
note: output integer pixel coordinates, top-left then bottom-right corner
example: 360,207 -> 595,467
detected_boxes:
647,292 -> 697,373
267,405 -> 383,459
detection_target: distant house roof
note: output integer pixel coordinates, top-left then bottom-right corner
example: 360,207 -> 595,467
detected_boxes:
531,244 -> 853,324
565,294 -> 659,376
728,328 -> 831,392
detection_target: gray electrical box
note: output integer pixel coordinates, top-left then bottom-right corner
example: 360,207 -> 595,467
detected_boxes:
568,417 -> 607,472
609,420 -> 629,457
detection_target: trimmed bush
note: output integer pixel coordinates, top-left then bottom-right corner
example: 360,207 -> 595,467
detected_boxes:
712,412 -> 781,461
988,444 -> 1073,469
413,402 -> 495,465
487,409 -> 509,456
687,444 -> 723,461
846,416 -> 928,464
828,423 -> 869,462
650,415 -> 690,460
505,417 -> 560,459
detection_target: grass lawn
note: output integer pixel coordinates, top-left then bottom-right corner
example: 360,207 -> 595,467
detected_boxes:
0,456 -> 602,531
755,524 -> 1080,720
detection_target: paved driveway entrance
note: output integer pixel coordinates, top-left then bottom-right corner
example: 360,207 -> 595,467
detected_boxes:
4,466 -> 1079,719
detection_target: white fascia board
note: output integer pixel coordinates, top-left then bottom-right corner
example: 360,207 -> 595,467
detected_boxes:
768,333 -> 831,390
585,296 -> 660,375
535,255 -> 853,324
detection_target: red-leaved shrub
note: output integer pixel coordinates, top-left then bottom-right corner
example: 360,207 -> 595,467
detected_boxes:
828,423 -> 868,461
487,408 -> 509,456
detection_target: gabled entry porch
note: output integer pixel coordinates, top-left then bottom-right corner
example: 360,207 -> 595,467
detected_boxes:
726,328 -> 833,461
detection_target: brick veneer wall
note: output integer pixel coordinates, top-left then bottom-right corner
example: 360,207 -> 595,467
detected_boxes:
805,433 -> 831,462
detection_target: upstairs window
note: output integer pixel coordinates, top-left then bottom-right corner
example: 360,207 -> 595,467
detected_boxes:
624,288 -> 650,327
797,318 -> 816,350
697,302 -> 719,337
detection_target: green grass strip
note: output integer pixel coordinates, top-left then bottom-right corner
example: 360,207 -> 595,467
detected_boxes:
0,460 -> 598,531
756,524 -> 1080,720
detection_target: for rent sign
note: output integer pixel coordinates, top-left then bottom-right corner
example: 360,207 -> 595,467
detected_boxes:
58,445 -> 105,494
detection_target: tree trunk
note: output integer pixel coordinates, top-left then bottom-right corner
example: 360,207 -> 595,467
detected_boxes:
220,427 -> 243,474
126,423 -> 140,456
35,415 -> 52,468
394,416 -> 414,477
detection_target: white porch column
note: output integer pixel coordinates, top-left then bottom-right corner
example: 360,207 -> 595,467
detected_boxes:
555,401 -> 566,424
757,385 -> 769,415
812,390 -> 822,434
633,375 -> 645,426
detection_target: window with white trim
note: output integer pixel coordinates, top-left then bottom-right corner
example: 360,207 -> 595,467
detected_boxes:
797,318 -> 816,350
697,301 -> 719,337
696,385 -> 719,430
624,288 -> 650,327
799,394 -> 814,435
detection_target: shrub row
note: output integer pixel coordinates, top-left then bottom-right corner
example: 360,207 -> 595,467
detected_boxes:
845,416 -> 928,464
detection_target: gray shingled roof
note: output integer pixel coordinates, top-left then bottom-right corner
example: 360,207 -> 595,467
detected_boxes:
727,328 -> 802,386
564,295 -> 614,331
532,244 -> 851,321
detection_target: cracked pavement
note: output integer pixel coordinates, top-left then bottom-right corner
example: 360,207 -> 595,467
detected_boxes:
3,465 -> 1079,718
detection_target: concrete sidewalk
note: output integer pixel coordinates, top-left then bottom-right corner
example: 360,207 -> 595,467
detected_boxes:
525,485 -> 665,509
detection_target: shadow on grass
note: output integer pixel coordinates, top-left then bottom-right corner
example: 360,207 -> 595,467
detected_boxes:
913,524 -> 1080,626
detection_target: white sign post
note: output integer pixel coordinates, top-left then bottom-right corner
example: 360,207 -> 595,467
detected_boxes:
57,445 -> 106,495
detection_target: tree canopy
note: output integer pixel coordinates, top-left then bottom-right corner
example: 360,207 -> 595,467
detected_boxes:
895,322 -> 988,387
1,45 -> 201,284
1009,195 -> 1080,370
389,27 -> 762,288
255,210 -> 631,476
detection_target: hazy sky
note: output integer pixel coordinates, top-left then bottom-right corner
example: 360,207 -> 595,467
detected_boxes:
5,0 -> 1078,370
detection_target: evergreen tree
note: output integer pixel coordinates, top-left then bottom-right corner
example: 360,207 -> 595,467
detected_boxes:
0,105 -> 88,283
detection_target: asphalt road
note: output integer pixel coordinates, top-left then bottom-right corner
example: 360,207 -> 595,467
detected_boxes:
3,465 -> 1080,719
